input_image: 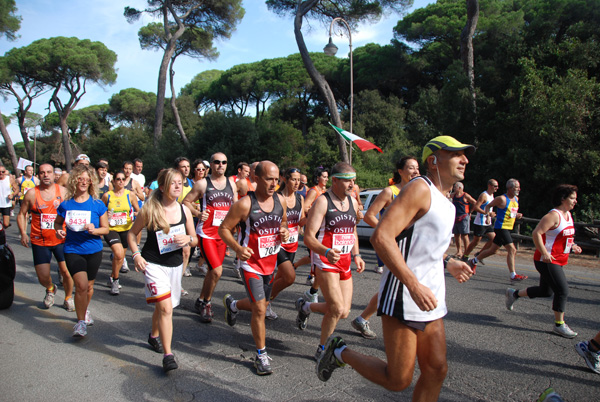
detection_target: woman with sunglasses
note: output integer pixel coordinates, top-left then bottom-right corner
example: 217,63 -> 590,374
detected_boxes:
127,169 -> 197,372
265,167 -> 306,319
54,165 -> 109,337
102,170 -> 140,295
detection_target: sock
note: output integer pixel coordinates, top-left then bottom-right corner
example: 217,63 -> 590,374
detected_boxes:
510,272 -> 516,279
257,348 -> 266,355
472,257 -> 479,264
150,334 -> 158,339
355,316 -> 367,325
303,302 -> 311,313
65,296 -> 72,301
164,353 -> 173,357
318,344 -> 324,351
203,299 -> 211,305
513,290 -> 520,299
555,320 -> 565,326
333,344 -> 347,364
589,339 -> 600,352
230,300 -> 238,313
309,287 -> 318,295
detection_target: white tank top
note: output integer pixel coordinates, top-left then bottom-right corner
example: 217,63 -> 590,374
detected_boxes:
378,176 -> 454,322
474,191 -> 494,226
0,176 -> 12,208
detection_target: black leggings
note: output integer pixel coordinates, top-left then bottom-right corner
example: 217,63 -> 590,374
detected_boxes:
527,260 -> 569,313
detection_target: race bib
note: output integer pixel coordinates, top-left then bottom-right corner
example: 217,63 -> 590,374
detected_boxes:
40,214 -> 57,230
564,237 -> 574,254
109,212 -> 128,227
283,226 -> 298,244
510,207 -> 519,218
156,224 -> 185,255
332,233 -> 355,255
65,210 -> 91,232
212,210 -> 228,227
23,187 -> 32,194
258,234 -> 281,258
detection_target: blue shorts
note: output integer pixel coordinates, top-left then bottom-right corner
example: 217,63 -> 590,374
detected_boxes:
31,243 -> 65,266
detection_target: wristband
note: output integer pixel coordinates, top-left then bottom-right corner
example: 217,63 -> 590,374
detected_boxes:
352,254 -> 361,259
324,248 -> 332,258
443,255 -> 452,269
189,235 -> 193,244
132,251 -> 141,260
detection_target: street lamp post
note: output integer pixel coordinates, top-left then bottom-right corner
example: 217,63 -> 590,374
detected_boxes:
324,17 -> 353,164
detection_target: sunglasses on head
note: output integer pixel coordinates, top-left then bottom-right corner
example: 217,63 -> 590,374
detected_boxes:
212,160 -> 227,165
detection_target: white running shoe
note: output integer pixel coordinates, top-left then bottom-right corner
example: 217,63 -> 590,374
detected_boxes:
84,310 -> 94,326
265,303 -> 278,320
303,288 -> 318,304
183,266 -> 192,277
72,321 -> 87,337
120,258 -> 129,273
196,263 -> 208,276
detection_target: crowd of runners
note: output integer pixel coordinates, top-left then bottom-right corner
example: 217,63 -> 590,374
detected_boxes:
1,135 -> 598,400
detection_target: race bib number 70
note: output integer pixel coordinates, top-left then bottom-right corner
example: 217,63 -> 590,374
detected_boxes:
258,234 -> 281,258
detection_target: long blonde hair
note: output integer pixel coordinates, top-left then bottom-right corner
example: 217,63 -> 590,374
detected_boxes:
141,168 -> 182,233
66,164 -> 99,200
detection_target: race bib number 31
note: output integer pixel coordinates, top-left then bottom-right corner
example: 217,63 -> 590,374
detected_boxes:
65,210 -> 91,232
258,234 -> 281,258
332,233 -> 355,255
156,224 -> 185,254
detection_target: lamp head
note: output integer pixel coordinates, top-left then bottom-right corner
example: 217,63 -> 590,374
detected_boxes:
323,37 -> 338,56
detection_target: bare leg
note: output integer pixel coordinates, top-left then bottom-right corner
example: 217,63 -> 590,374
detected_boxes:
58,261 -> 73,299
199,265 -> 223,301
316,270 -> 353,345
34,263 -> 53,290
72,272 -> 93,322
360,293 -> 378,321
271,261 -> 295,300
110,243 -> 125,280
505,243 -> 517,274
235,297 -> 268,349
154,298 -> 174,354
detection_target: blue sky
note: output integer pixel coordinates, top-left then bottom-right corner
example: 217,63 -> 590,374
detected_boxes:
1,0 -> 433,143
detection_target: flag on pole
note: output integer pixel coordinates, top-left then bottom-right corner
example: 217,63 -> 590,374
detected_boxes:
16,157 -> 33,170
329,123 -> 383,153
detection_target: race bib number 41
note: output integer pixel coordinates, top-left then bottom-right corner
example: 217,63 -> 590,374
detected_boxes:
65,210 -> 91,232
332,233 -> 355,255
156,224 -> 185,254
258,234 -> 281,258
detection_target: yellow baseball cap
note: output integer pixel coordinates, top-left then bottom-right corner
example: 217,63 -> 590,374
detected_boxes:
422,136 -> 475,163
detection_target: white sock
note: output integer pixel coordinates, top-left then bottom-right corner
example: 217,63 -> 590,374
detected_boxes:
355,316 -> 367,324
303,301 -> 311,313
230,300 -> 239,313
334,344 -> 347,364
510,272 -> 516,279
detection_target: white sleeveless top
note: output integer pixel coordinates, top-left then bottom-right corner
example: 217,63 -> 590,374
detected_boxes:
378,176 -> 454,322
474,191 -> 494,226
0,176 -> 12,208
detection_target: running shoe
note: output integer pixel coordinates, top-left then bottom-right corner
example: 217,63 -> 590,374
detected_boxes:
196,263 -> 207,276
553,323 -> 577,339
265,303 -> 278,320
474,252 -> 485,265
511,274 -> 528,282
306,275 -> 314,286
223,294 -> 237,326
505,288 -> 517,311
303,288 -> 318,304
536,387 -> 564,402
162,354 -> 178,372
316,335 -> 347,382
148,334 -> 164,353
110,278 -> 120,295
107,277 -> 122,289
84,310 -> 94,326
72,321 -> 87,337
314,346 -> 324,361
43,284 -> 57,308
120,258 -> 130,273
254,352 -> 273,375
181,288 -> 189,296
193,248 -> 201,258
63,298 -> 75,312
467,258 -> 477,275
351,317 -> 377,339
296,298 -> 310,330
195,300 -> 213,323
574,341 -> 600,374
233,266 -> 242,279
374,266 -> 383,274
183,266 -> 192,277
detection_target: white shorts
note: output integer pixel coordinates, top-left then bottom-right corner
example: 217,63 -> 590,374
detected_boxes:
143,262 -> 183,308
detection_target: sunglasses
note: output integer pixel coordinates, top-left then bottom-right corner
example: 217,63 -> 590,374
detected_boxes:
115,178 -> 125,181
77,178 -> 91,184
195,168 -> 206,172
212,160 -> 227,165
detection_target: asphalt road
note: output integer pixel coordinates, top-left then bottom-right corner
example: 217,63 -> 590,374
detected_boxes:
1,227 -> 599,402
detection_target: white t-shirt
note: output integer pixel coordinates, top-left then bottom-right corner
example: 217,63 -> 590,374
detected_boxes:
131,172 -> 146,188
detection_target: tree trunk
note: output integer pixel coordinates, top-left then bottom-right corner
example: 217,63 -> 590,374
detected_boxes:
169,56 -> 190,148
0,108 -> 19,173
59,116 -> 73,172
17,117 -> 34,160
294,1 -> 349,163
461,0 -> 479,127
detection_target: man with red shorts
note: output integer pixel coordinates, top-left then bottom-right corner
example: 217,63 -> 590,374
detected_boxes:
220,160 -> 288,375
296,162 -> 365,360
183,152 -> 237,323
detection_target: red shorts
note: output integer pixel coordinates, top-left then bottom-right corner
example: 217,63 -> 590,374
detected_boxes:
315,260 -> 352,281
198,236 -> 226,270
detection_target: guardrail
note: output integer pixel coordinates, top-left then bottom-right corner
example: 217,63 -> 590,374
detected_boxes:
512,217 -> 600,257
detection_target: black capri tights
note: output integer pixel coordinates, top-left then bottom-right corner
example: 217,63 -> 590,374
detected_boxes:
527,260 -> 569,313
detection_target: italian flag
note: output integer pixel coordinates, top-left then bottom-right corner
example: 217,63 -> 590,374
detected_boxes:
329,123 -> 383,153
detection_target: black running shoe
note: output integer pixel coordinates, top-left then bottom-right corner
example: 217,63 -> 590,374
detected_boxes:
223,294 -> 238,326
316,335 -> 346,382
295,298 -> 310,330
162,354 -> 178,372
148,334 -> 164,353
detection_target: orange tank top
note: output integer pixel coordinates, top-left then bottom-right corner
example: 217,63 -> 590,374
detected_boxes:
30,184 -> 65,247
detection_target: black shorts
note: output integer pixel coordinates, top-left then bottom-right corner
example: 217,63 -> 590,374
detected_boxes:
65,251 -> 103,280
31,243 -> 65,265
104,230 -> 129,248
493,228 -> 514,246
241,269 -> 274,303
277,248 -> 296,266
0,207 -> 10,216
473,224 -> 494,237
